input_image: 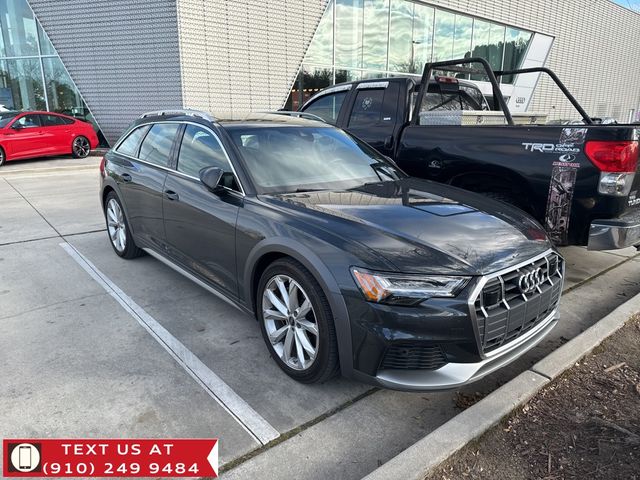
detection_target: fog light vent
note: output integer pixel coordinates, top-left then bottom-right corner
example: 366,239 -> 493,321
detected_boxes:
380,344 -> 447,370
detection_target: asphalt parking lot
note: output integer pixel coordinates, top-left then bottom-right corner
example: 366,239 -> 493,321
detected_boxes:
1,156 -> 639,479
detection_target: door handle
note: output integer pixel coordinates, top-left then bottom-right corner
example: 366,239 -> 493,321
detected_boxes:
164,190 -> 179,201
121,173 -> 132,183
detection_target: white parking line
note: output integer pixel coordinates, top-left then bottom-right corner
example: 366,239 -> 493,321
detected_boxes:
60,242 -> 280,446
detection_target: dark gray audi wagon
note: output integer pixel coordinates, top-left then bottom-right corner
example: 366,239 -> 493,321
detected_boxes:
99,110 -> 564,391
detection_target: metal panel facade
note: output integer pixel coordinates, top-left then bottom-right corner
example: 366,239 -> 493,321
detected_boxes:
176,0 -> 329,115
27,0 -> 183,144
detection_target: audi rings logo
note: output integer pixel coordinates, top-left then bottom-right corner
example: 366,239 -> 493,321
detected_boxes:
518,268 -> 546,294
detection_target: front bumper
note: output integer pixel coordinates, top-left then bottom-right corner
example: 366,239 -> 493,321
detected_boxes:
345,250 -> 563,391
375,309 -> 558,391
588,209 -> 640,250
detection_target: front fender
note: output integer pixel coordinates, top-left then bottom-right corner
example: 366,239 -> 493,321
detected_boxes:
243,237 -> 355,377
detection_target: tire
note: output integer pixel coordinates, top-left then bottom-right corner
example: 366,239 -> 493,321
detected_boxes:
0,147 -> 5,167
72,136 -> 91,158
257,258 -> 339,384
104,191 -> 143,259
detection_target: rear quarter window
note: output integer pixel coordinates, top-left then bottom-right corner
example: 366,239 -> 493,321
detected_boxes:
138,123 -> 181,167
115,125 -> 150,157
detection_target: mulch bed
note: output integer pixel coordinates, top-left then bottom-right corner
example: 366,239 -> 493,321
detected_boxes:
428,315 -> 640,480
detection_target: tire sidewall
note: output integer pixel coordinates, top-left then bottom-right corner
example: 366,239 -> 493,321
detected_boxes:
104,192 -> 135,258
0,147 -> 5,167
257,260 -> 335,382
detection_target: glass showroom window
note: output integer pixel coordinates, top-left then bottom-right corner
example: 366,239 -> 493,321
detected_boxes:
471,19 -> 505,80
36,21 -> 55,56
42,57 -> 84,116
285,66 -> 334,110
362,0 -> 389,70
411,3 -> 434,72
335,0 -> 364,69
0,0 -> 38,57
0,0 -> 107,144
388,0 -> 413,72
305,1 -> 333,66
0,59 -> 46,110
433,10 -> 455,62
502,28 -> 532,83
290,0 -> 534,107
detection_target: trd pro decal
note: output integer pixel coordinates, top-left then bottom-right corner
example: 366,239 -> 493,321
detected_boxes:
522,128 -> 588,155
544,165 -> 578,245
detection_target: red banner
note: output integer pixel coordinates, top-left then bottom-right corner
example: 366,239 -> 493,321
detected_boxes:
3,439 -> 218,477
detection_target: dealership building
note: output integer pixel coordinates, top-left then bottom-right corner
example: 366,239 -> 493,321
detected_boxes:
3,0 -> 640,144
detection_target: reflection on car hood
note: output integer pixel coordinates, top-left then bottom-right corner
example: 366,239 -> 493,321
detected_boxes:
261,178 -> 551,275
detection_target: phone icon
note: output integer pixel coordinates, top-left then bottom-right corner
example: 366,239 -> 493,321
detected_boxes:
19,446 -> 32,470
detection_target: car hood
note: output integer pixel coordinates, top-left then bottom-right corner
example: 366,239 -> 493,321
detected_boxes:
260,178 -> 551,275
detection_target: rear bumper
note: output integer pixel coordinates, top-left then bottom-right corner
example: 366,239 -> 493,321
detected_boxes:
587,209 -> 640,250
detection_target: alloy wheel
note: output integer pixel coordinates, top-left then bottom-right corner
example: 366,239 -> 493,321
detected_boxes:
106,198 -> 126,252
262,275 -> 319,371
73,136 -> 90,157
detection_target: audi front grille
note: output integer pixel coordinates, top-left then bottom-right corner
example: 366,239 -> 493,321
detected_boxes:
472,251 -> 564,354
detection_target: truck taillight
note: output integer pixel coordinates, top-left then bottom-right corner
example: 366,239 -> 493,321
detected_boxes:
585,141 -> 638,196
585,141 -> 638,172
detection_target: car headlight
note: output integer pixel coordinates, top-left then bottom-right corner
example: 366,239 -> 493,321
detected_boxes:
351,268 -> 470,305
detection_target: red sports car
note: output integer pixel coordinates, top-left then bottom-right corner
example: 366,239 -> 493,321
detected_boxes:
0,111 -> 100,167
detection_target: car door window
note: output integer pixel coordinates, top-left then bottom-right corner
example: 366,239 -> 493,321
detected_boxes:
139,123 -> 181,167
177,124 -> 240,191
115,125 -> 150,157
348,89 -> 384,127
15,114 -> 41,128
40,114 -> 66,126
303,92 -> 347,125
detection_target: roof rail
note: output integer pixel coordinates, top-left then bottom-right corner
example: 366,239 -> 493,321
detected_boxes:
267,111 -> 327,123
139,109 -> 217,122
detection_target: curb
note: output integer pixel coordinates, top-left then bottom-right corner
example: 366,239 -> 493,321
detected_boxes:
0,162 -> 100,177
362,290 -> 640,480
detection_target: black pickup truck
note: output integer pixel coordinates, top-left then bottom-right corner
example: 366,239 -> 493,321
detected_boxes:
299,58 -> 640,250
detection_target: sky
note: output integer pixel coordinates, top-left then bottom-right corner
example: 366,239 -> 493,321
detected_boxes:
611,0 -> 640,12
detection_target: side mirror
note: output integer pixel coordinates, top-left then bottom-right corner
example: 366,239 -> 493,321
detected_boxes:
11,123 -> 22,130
199,166 -> 224,193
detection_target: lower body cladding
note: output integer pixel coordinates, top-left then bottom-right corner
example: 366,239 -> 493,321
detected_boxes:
344,251 -> 564,391
588,208 -> 640,250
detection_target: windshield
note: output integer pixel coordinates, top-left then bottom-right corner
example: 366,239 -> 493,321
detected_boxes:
228,126 -> 404,194
0,112 -> 18,128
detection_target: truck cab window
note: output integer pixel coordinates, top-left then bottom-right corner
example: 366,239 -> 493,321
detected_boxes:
349,89 -> 385,127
